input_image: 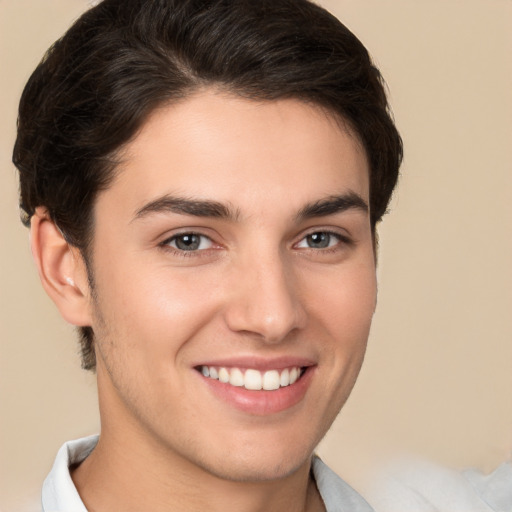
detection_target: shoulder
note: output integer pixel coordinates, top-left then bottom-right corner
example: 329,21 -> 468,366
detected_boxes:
367,459 -> 512,512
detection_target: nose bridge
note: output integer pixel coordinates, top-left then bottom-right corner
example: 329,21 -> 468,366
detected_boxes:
224,246 -> 306,342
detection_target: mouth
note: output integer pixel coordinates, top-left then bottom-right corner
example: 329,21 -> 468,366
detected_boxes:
193,361 -> 314,415
196,365 -> 306,391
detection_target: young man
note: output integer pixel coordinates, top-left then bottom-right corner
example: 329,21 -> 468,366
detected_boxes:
13,0 -> 402,510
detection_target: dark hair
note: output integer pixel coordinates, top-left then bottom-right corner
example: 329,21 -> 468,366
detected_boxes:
13,0 -> 402,371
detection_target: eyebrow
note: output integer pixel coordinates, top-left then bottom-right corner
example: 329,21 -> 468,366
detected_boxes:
133,195 -> 240,221
296,192 -> 368,220
133,191 -> 368,223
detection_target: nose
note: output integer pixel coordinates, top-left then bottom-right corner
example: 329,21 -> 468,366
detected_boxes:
223,251 -> 307,343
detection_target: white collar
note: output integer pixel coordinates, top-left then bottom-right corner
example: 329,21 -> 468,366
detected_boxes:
42,435 -> 98,512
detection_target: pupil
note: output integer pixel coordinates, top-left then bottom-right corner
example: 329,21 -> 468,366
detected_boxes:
308,232 -> 329,248
176,234 -> 200,251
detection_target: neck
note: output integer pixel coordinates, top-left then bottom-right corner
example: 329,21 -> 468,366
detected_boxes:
71,428 -> 324,512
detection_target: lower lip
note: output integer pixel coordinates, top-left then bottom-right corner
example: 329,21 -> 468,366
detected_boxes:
198,367 -> 315,415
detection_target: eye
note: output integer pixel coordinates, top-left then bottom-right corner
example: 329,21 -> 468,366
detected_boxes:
164,233 -> 213,251
296,231 -> 342,249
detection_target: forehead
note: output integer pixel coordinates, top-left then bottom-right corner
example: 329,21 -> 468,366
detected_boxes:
100,90 -> 369,218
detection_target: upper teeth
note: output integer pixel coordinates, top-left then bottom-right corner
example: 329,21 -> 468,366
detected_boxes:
200,366 -> 302,391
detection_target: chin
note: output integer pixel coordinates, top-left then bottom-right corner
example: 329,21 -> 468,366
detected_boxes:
203,453 -> 311,483
187,433 -> 318,483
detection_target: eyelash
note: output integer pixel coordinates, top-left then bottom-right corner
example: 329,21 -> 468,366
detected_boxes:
159,229 -> 352,258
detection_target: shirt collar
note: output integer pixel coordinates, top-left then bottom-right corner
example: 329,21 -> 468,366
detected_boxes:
42,435 -> 98,512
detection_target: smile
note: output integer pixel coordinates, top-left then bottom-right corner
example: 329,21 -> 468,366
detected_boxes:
199,366 -> 304,391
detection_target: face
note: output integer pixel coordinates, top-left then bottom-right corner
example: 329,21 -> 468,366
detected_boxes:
87,90 -> 376,482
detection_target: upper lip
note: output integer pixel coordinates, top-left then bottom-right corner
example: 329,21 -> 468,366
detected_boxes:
193,355 -> 316,371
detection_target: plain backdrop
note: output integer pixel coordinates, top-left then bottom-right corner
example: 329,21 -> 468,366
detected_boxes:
1,1 -> 511,511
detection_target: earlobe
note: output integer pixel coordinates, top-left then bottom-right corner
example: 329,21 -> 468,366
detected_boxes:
30,208 -> 92,327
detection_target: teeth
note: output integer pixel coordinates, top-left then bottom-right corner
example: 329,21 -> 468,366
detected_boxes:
218,367 -> 229,383
262,370 -> 280,391
200,365 -> 303,391
244,369 -> 262,390
229,368 -> 244,387
280,368 -> 290,387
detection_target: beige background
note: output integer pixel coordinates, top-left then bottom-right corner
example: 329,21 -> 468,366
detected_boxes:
1,0 -> 511,510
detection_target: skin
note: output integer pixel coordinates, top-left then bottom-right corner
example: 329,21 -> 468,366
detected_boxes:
31,89 -> 377,512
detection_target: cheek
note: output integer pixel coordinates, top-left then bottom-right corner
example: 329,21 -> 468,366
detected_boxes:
300,261 -> 376,431
308,259 -> 377,338
305,257 -> 376,397
91,258 -> 220,366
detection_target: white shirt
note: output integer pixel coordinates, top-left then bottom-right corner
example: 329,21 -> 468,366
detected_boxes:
368,458 -> 512,512
41,435 -> 374,512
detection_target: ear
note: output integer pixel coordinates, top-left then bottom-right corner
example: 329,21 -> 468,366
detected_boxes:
30,208 -> 93,326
